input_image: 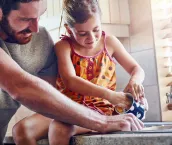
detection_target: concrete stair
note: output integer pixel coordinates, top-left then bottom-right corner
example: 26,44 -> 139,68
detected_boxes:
4,132 -> 172,145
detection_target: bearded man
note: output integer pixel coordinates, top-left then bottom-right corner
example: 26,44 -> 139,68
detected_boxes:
0,0 -> 143,144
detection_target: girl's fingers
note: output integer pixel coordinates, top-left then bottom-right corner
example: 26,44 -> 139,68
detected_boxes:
143,98 -> 149,111
123,85 -> 129,93
141,84 -> 144,91
131,87 -> 138,101
134,84 -> 140,101
138,85 -> 143,97
140,97 -> 144,105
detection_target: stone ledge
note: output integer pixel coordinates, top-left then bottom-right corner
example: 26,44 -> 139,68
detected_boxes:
4,132 -> 172,145
71,132 -> 172,145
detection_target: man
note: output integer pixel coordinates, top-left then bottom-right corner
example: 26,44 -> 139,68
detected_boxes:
0,0 -> 143,144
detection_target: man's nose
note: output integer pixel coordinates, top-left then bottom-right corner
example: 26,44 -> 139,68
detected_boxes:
29,18 -> 39,33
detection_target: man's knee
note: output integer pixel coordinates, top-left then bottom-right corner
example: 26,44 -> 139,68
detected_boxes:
49,121 -> 74,145
49,120 -> 74,137
12,120 -> 31,144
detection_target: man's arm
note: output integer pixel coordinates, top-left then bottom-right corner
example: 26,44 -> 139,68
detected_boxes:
0,48 -> 105,130
39,76 -> 56,87
0,48 -> 143,132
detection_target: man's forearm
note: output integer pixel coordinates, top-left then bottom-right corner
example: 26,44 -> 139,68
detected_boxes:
0,48 -> 106,132
7,73 -> 107,132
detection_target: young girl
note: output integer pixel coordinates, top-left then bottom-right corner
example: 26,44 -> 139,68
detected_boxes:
55,0 -> 147,115
13,0 -> 148,145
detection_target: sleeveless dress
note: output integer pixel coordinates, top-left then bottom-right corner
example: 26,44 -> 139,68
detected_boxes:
56,31 -> 117,115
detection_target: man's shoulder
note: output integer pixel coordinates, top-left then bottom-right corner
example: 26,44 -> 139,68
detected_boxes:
38,26 -> 48,35
0,38 -> 11,55
31,26 -> 53,45
33,26 -> 49,39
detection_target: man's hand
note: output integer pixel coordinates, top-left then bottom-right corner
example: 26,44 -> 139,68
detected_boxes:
103,113 -> 144,133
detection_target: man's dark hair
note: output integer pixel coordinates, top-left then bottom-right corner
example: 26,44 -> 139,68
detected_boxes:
0,0 -> 40,16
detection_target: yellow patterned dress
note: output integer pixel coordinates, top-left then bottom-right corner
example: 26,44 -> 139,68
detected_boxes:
56,31 -> 117,115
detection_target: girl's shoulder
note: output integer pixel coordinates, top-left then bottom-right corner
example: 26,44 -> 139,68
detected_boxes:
104,33 -> 120,54
55,38 -> 71,50
105,34 -> 119,47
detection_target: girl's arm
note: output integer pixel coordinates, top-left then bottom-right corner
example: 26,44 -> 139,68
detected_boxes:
107,35 -> 145,101
55,40 -> 131,107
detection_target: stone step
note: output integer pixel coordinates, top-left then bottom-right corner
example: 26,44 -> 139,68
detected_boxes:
4,132 -> 172,145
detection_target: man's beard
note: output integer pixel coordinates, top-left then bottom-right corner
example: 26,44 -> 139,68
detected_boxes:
0,16 -> 32,44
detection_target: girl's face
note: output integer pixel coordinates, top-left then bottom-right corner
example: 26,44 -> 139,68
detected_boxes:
70,14 -> 102,49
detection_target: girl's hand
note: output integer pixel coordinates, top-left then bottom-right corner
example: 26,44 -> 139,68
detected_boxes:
108,92 -> 132,110
123,80 -> 144,101
140,97 -> 149,111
